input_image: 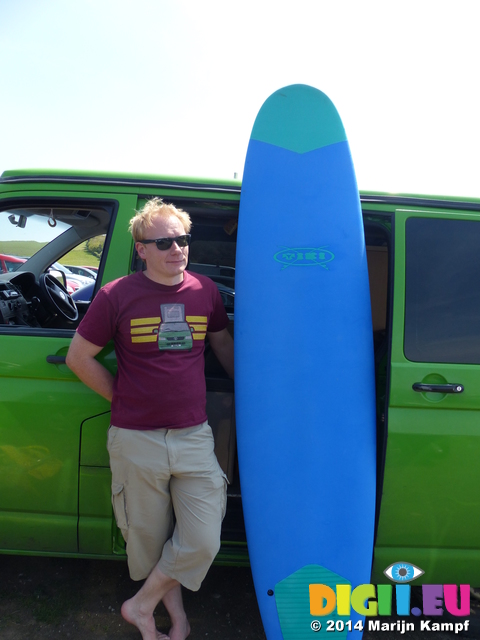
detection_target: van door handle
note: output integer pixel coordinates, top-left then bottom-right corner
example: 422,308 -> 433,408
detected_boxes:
46,355 -> 66,364
412,383 -> 464,394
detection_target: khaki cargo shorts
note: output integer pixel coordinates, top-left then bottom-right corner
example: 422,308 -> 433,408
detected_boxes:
107,421 -> 227,591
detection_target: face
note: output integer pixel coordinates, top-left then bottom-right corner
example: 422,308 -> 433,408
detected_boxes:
135,214 -> 189,285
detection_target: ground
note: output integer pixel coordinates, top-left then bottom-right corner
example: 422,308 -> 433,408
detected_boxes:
0,555 -> 265,639
1,555 -> 479,639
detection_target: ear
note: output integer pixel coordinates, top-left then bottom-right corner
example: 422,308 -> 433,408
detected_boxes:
135,241 -> 147,261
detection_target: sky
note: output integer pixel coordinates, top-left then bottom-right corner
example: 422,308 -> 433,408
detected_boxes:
1,0 -> 480,197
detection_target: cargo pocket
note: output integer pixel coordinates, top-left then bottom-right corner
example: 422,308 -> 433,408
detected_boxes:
107,425 -> 120,452
111,483 -> 129,532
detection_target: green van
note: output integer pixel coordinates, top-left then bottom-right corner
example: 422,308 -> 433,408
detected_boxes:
0,169 -> 479,585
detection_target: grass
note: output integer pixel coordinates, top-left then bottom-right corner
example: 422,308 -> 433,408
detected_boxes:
0,240 -> 46,256
0,240 -> 100,268
59,241 -> 100,268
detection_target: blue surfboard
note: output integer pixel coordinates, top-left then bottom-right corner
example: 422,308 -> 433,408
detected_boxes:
234,85 -> 376,639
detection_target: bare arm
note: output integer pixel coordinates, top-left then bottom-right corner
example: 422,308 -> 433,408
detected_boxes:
66,332 -> 114,402
207,327 -> 234,379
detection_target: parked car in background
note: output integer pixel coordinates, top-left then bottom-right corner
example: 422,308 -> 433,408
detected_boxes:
49,262 -> 95,294
71,281 -> 95,302
0,253 -> 26,273
65,265 -> 98,279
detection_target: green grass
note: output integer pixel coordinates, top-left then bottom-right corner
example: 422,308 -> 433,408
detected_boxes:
0,240 -> 46,257
0,240 -> 100,268
59,241 -> 100,268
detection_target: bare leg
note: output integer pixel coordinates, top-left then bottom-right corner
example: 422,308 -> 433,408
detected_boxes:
121,564 -> 189,640
161,585 -> 191,640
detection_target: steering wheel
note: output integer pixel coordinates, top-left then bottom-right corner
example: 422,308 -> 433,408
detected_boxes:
39,273 -> 79,322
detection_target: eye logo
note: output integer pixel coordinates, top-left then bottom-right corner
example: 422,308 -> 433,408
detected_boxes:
384,562 -> 424,583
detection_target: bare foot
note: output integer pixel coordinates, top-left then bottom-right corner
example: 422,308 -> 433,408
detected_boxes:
121,596 -> 159,640
168,616 -> 191,640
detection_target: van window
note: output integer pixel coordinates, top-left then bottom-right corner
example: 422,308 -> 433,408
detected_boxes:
0,204 -> 111,331
405,217 -> 480,363
0,208 -> 70,268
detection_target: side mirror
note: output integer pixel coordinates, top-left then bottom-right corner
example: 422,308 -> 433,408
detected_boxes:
48,268 -> 67,288
8,214 -> 27,228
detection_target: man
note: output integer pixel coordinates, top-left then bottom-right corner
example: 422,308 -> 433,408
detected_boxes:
66,198 -> 234,640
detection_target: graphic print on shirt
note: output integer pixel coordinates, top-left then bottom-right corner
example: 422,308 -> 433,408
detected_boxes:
129,303 -> 207,350
157,304 -> 192,350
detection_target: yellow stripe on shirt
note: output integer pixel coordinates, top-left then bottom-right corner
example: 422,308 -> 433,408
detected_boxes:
132,335 -> 158,343
131,317 -> 161,327
131,326 -> 158,335
186,315 -> 207,324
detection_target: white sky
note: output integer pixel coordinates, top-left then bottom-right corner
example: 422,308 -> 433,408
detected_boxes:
1,0 -> 480,197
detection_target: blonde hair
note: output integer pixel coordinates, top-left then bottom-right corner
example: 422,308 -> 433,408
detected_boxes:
129,198 -> 192,242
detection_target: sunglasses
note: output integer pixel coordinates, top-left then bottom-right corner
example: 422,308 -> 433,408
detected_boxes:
140,234 -> 191,251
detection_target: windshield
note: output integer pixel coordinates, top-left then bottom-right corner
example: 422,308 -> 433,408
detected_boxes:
0,208 -> 71,272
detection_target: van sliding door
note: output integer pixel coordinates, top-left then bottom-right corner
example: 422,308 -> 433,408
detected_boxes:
373,208 -> 480,585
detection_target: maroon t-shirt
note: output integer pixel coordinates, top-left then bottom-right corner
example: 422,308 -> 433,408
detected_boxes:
77,270 -> 229,430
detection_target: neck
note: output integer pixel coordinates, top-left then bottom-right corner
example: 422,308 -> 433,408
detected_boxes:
143,269 -> 185,286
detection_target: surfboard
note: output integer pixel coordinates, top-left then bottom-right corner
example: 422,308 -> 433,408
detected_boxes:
234,85 -> 376,639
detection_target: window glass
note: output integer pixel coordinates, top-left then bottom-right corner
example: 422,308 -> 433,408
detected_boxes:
0,204 -> 110,330
405,217 -> 480,363
57,236 -> 104,296
0,208 -> 70,271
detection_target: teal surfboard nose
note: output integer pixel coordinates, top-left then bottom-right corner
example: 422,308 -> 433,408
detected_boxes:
251,84 -> 347,154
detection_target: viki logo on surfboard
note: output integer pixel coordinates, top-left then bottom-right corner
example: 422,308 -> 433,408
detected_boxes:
274,245 -> 335,270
